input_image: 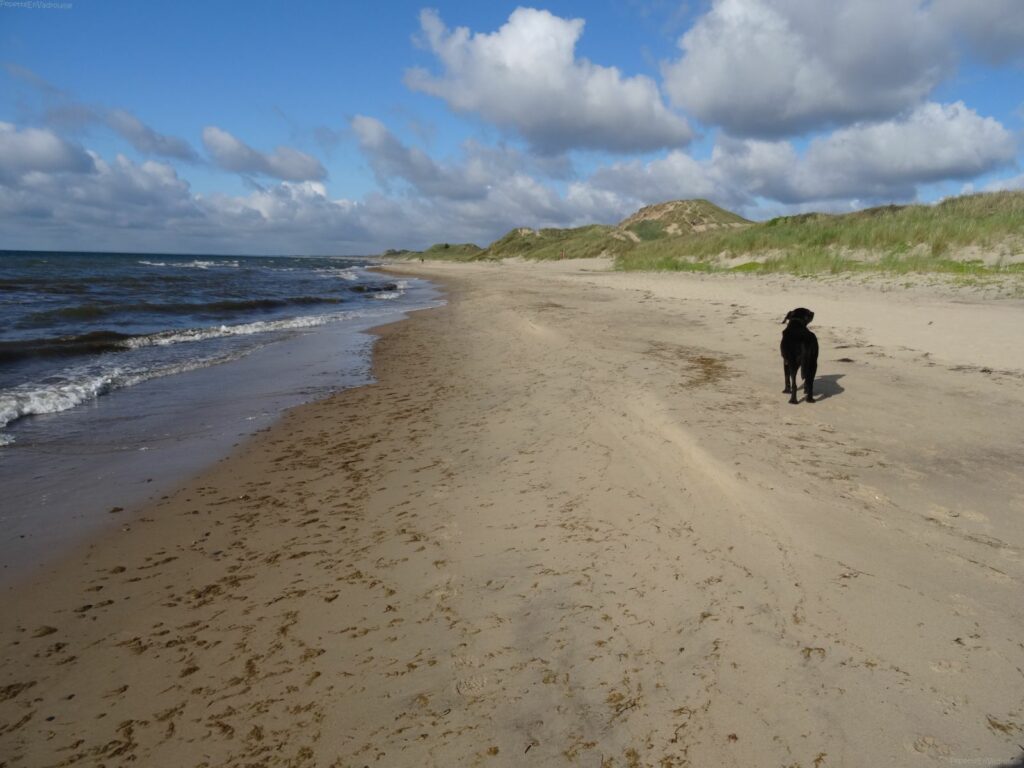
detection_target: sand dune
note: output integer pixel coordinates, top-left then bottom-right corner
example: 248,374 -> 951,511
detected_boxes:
1,259 -> 1022,767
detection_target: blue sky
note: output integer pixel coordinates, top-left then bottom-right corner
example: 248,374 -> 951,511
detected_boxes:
1,0 -> 1022,254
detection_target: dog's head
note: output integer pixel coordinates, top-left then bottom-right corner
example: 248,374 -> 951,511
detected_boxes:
783,307 -> 814,325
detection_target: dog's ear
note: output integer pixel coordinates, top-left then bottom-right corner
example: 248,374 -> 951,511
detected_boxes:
806,310 -> 814,324
783,310 -> 793,324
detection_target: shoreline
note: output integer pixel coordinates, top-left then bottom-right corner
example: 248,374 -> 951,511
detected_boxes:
0,275 -> 442,589
2,262 -> 1022,766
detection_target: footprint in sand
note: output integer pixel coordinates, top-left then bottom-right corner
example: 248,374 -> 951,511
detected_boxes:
453,655 -> 490,697
912,735 -> 953,758
455,674 -> 489,697
929,659 -> 966,674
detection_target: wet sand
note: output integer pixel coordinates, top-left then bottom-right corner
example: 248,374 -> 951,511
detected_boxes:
2,259 -> 1022,767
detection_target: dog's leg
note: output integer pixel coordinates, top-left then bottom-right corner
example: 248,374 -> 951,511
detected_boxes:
787,363 -> 799,404
783,360 -> 792,393
803,356 -> 817,403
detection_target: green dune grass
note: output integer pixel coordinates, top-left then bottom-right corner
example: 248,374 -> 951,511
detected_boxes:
616,192 -> 1024,275
400,191 -> 1024,277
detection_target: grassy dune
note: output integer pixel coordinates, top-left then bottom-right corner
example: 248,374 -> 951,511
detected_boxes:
484,225 -> 632,261
621,192 -> 1024,275
401,191 -> 1024,276
422,242 -> 484,260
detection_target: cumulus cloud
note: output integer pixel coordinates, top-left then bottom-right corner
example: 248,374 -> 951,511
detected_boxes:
0,117 -> 619,254
587,150 -> 733,207
202,126 -> 327,181
725,102 -> 1016,203
582,102 -> 1017,211
0,147 -> 361,253
0,122 -> 95,181
662,0 -> 951,138
404,7 -> 692,154
793,102 -> 1017,199
0,151 -> 199,247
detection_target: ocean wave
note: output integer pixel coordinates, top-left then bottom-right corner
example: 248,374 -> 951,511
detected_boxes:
1,307 -> 404,363
18,295 -> 347,327
371,279 -> 409,300
317,267 -> 360,281
348,281 -> 399,294
0,278 -> 92,294
0,350 -> 254,441
139,259 -> 240,269
0,331 -> 135,362
0,276 -> 441,444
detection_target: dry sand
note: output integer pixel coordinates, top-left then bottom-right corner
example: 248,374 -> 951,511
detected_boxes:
1,258 -> 1023,767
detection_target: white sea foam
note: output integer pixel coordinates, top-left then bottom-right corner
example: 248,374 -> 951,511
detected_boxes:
123,308 -> 392,349
0,370 -> 120,432
0,304 -> 424,444
0,352 -> 254,442
189,260 -> 239,269
139,259 -> 240,269
369,280 -> 408,301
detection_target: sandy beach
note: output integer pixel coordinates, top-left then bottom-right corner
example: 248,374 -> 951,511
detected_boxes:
2,259 -> 1023,767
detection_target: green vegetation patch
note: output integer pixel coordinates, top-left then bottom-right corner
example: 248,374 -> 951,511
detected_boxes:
615,191 -> 1024,274
625,220 -> 668,241
394,192 -> 1024,278
483,224 -> 630,261
420,242 -> 484,260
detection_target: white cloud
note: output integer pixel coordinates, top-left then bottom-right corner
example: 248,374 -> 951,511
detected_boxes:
0,148 -> 362,253
0,122 -> 95,181
202,126 -> 326,181
404,7 -> 692,154
588,150 -> 733,206
0,151 -> 199,247
711,102 -> 1017,204
0,119 -> 621,253
578,102 -> 1016,211
794,101 -> 1017,199
662,0 -> 951,138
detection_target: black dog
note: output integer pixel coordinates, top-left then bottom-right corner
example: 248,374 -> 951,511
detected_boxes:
780,307 -> 818,404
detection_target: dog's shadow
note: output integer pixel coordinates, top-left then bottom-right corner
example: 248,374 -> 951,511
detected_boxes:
814,373 -> 845,400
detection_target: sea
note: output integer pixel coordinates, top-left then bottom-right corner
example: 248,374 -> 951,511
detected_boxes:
0,251 -> 441,583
